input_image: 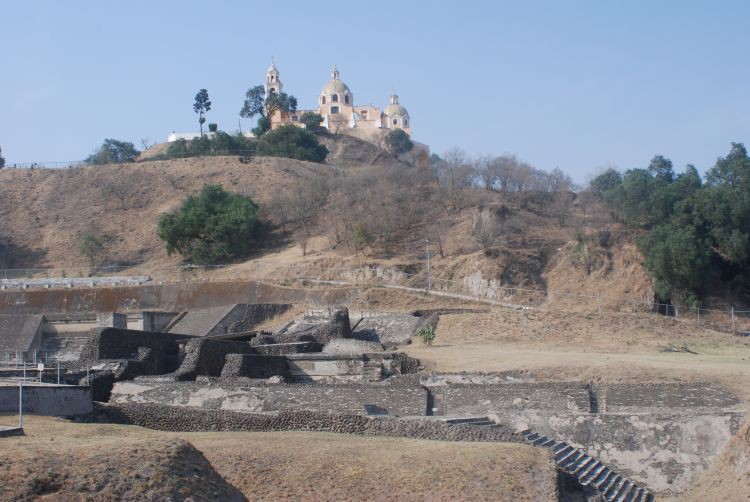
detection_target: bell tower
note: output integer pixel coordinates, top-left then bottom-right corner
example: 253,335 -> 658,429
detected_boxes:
265,60 -> 282,95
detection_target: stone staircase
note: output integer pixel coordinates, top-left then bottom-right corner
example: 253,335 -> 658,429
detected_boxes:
519,430 -> 655,502
443,418 -> 655,502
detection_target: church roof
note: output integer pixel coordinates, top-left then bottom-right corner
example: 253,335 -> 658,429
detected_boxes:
384,93 -> 408,117
321,64 -> 351,96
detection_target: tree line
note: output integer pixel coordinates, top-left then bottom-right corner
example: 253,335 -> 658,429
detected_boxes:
591,143 -> 750,305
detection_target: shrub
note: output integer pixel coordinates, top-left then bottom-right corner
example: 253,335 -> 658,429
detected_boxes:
256,124 -> 328,162
208,123 -> 218,133
157,184 -> 261,264
300,112 -> 323,131
385,128 -> 414,156
417,325 -> 436,346
86,139 -> 139,165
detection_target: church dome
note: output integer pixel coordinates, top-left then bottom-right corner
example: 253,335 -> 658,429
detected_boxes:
383,93 -> 409,117
320,64 -> 351,97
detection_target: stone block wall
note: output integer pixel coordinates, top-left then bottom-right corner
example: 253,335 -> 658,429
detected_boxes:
0,385 -> 92,415
76,328 -> 191,372
110,380 -> 428,416
170,338 -> 256,380
221,354 -> 288,379
443,383 -> 591,416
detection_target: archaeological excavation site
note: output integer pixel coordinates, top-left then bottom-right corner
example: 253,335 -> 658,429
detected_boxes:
1,277 -> 747,502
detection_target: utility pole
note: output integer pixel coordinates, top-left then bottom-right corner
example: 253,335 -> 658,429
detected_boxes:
18,381 -> 23,429
426,236 -> 431,293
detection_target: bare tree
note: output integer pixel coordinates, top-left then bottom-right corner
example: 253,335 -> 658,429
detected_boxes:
471,209 -> 503,256
104,181 -> 133,210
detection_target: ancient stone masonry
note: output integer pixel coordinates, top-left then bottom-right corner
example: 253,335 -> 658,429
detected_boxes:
169,338 -> 257,381
274,306 -> 352,345
98,403 -> 520,442
110,380 -> 428,416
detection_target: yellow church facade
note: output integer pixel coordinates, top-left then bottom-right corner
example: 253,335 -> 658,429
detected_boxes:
265,63 -> 412,136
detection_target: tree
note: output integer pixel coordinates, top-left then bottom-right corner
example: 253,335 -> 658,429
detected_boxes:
300,112 -> 323,131
86,139 -> 139,165
157,184 -> 262,264
239,85 -> 297,136
193,89 -> 211,137
256,124 -> 328,162
0,145 -> 5,168
385,129 -> 414,156
648,155 -> 674,182
471,209 -> 503,256
79,229 -> 104,275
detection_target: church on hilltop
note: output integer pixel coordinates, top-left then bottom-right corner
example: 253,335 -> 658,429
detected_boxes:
265,62 -> 412,136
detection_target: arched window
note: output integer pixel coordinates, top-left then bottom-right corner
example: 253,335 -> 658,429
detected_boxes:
321,95 -> 326,104
344,95 -> 349,104
331,106 -> 339,114
332,94 -> 339,102
404,119 -> 408,127
393,118 -> 398,125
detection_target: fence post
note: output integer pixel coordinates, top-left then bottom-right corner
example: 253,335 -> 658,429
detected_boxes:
18,381 -> 23,429
597,294 -> 602,316
731,307 -> 736,335
87,367 -> 90,386
57,361 -> 60,385
697,307 -> 700,327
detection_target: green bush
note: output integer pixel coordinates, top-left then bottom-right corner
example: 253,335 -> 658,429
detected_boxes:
86,139 -> 139,165
208,123 -> 218,133
300,112 -> 323,131
157,184 -> 262,264
417,325 -> 436,346
256,124 -> 328,163
162,132 -> 255,160
385,128 -> 414,156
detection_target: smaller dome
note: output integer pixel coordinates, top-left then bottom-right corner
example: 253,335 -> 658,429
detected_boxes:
383,92 -> 409,117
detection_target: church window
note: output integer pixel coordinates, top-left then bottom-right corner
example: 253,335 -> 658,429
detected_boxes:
291,115 -> 299,121
331,106 -> 339,114
361,110 -> 368,117
404,119 -> 408,127
393,118 -> 398,125
332,94 -> 339,102
321,95 -> 326,104
344,95 -> 349,104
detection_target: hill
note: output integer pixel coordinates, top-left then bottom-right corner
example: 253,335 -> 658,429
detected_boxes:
0,134 -> 644,304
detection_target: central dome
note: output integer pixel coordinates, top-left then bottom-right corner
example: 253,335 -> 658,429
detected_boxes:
320,64 -> 352,98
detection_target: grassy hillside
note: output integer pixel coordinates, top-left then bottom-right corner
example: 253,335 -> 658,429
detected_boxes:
0,133 -> 654,306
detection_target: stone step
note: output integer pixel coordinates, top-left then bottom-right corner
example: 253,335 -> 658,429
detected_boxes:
557,448 -> 578,464
601,475 -> 621,498
554,445 -> 574,459
605,478 -> 626,501
444,416 -> 491,425
581,464 -> 606,485
552,442 -> 569,453
561,452 -> 583,470
531,435 -> 550,446
578,460 -> 602,480
612,479 -> 631,501
592,469 -> 613,489
570,456 -> 594,475
525,432 -> 540,442
539,438 -> 556,448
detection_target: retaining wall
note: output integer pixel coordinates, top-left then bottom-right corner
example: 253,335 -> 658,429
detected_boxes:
0,385 -> 92,415
110,380 -> 427,416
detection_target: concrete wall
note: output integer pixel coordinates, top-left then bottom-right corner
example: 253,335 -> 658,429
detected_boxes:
0,280 -> 362,315
110,380 -> 427,416
0,385 -> 92,415
142,312 -> 179,332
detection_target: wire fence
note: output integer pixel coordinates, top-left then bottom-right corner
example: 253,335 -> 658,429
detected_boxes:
1,262 -> 749,337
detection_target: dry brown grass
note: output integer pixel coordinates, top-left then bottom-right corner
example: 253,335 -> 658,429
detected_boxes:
0,415 -> 557,502
402,309 -> 750,402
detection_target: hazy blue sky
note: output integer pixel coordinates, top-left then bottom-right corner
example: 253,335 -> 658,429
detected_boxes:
1,1 -> 748,181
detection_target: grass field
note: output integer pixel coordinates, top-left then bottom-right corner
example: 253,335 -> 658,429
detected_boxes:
0,415 -> 557,502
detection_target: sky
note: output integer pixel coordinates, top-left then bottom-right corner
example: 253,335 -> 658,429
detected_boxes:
1,0 -> 748,182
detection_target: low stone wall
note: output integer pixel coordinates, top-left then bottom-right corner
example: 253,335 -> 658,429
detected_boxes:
601,383 -> 742,413
252,341 -> 321,355
77,328 -> 191,371
443,382 -> 591,415
0,385 -> 91,415
221,354 -> 288,379
110,380 -> 428,416
99,403 -> 519,443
